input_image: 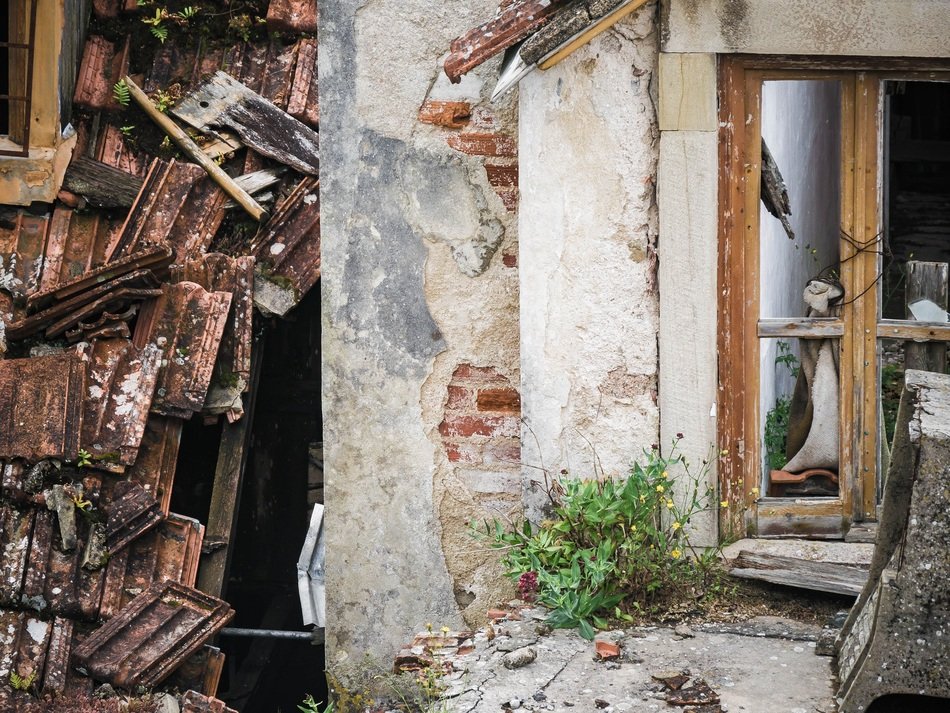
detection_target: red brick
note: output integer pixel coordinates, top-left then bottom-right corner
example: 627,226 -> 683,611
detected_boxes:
452,363 -> 509,384
488,441 -> 521,464
485,162 -> 518,189
502,252 -> 518,268
439,415 -> 519,439
418,100 -> 472,129
477,388 -> 521,413
447,132 -> 516,158
496,189 -> 519,212
444,441 -> 482,464
446,384 -> 474,410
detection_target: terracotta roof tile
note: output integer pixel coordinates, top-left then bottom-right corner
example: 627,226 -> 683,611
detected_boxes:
134,282 -> 232,419
73,35 -> 130,111
125,415 -> 182,515
266,0 -> 318,33
73,580 -> 234,689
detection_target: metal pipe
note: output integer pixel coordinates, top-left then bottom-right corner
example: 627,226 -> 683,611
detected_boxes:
219,627 -> 317,641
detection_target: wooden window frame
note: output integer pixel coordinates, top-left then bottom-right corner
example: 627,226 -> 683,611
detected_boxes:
717,55 -> 950,540
0,0 -> 39,156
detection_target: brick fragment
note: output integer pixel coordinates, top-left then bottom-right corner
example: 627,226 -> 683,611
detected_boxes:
452,363 -> 510,383
477,388 -> 521,413
439,414 -> 519,439
485,162 -> 518,189
418,100 -> 472,129
447,132 -> 517,158
502,252 -> 518,268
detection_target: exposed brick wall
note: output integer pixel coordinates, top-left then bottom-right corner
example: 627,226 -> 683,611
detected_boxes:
417,91 -> 520,213
439,364 -> 521,495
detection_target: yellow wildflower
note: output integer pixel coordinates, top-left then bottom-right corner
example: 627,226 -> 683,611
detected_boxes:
720,500 -> 728,508
661,470 -> 669,479
671,521 -> 682,531
750,487 -> 760,496
666,499 -> 674,509
656,484 -> 665,493
671,548 -> 682,559
639,494 -> 646,503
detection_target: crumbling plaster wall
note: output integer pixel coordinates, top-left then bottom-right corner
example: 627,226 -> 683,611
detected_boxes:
518,7 -> 661,518
321,0 -> 520,667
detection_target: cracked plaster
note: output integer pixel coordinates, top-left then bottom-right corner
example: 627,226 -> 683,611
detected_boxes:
518,7 -> 661,519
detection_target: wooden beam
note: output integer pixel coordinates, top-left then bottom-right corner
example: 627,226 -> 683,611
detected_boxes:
757,318 -> 844,338
123,76 -> 268,222
729,550 -> 868,597
877,319 -> 950,342
538,0 -> 651,70
197,326 -> 264,598
754,497 -> 845,539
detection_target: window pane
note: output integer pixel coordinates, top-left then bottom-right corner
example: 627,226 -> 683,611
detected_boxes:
760,80 -> 842,319
882,81 -> 950,320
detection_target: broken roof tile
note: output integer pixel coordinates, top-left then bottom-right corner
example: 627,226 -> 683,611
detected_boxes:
82,338 -> 162,470
0,211 -> 49,302
249,176 -> 320,316
125,416 -> 181,515
168,646 -> 226,698
134,282 -> 232,419
105,480 -> 163,556
0,350 -> 86,462
444,0 -> 568,83
108,159 -> 226,263
173,71 -> 320,175
181,689 -> 238,713
99,513 -> 203,619
26,243 -> 172,313
73,580 -> 234,689
8,269 -> 164,342
171,253 -> 255,389
73,35 -> 130,112
287,38 -> 319,128
0,609 -> 74,699
266,0 -> 318,33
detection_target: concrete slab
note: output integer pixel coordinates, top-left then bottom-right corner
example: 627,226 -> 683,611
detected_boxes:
444,614 -> 836,712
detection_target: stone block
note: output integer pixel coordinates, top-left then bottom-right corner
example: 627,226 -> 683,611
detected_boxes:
658,53 -> 717,131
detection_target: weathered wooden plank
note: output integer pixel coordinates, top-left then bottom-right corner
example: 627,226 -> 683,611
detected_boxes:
172,71 -> 320,175
904,260 -> 948,372
196,330 -> 263,598
754,498 -> 845,539
730,550 -> 867,596
64,155 -> 143,208
757,318 -> 844,338
878,320 -> 950,342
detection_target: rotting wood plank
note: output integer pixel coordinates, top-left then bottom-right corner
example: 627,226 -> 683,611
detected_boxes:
196,328 -> 264,598
729,550 -> 868,597
63,155 -> 143,208
443,0 -> 568,83
172,71 -> 320,175
757,318 -> 844,338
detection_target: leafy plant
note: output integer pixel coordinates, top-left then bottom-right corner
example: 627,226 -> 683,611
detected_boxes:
113,80 -> 131,107
9,670 -> 36,691
298,695 -> 333,713
142,8 -> 170,42
764,341 -> 800,471
77,448 -> 93,468
475,438 -> 723,639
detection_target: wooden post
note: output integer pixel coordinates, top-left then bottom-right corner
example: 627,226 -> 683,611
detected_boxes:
123,76 -> 269,222
905,260 -> 949,373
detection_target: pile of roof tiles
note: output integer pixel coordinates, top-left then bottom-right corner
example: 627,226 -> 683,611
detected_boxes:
0,0 -> 318,709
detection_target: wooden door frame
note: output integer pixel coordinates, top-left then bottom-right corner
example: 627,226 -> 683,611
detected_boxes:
717,56 -> 950,540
